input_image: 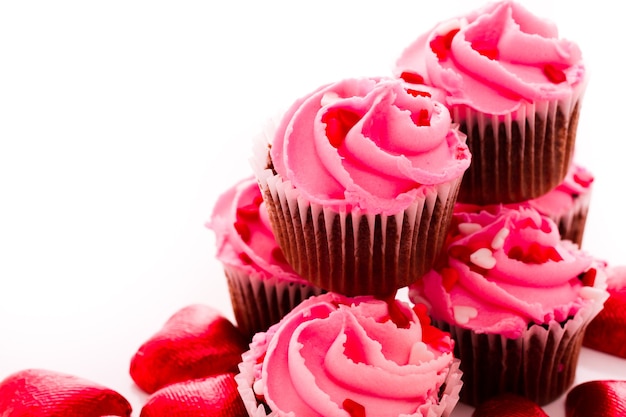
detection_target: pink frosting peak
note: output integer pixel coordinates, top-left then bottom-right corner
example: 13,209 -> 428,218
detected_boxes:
395,0 -> 586,115
526,163 -> 593,216
269,77 -> 470,214
250,293 -> 456,417
410,206 -> 608,339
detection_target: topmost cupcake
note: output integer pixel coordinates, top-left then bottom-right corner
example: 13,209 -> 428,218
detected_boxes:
395,0 -> 587,204
252,77 -> 470,296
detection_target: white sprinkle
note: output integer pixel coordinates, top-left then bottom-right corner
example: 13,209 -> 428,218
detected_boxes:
491,227 -> 510,250
320,91 -> 341,107
580,286 -> 609,303
408,342 -> 434,364
470,247 -> 497,269
252,379 -> 265,396
453,305 -> 478,325
458,222 -> 481,235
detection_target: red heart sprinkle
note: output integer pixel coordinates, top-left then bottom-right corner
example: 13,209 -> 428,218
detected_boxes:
238,252 -> 253,265
321,107 -> 362,148
565,380 -> 626,417
399,71 -> 425,85
233,221 -> 251,242
140,373 -> 247,417
580,268 -> 597,287
543,63 -> 567,84
583,286 -> 626,358
472,393 -> 548,417
430,29 -> 460,60
270,246 -> 288,264
129,304 -> 248,394
0,368 -> 132,417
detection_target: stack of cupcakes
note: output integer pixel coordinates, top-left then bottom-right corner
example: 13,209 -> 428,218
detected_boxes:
395,0 -> 608,408
207,1 -> 610,415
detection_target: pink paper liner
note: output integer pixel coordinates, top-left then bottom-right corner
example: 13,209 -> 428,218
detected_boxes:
433,294 -> 605,406
223,265 -> 324,340
235,335 -> 464,417
547,188 -> 591,247
453,95 -> 583,205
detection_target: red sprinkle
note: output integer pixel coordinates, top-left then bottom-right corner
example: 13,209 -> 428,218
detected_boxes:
238,252 -> 253,265
321,108 -> 362,148
471,39 -> 498,60
411,109 -> 431,127
271,247 -> 287,264
236,204 -> 260,221
543,63 -> 567,84
252,195 -> 264,206
384,299 -> 411,329
400,71 -> 425,85
508,243 -> 561,264
441,267 -> 459,292
233,221 -> 251,242
406,88 -> 431,98
343,398 -> 366,417
580,268 -> 597,287
430,29 -> 460,60
573,172 -> 594,188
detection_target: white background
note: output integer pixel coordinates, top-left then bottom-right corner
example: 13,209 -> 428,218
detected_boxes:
1,1 -> 625,416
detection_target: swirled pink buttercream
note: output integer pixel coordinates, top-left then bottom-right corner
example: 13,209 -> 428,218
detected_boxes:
250,293 -> 455,417
208,177 -> 299,281
269,77 -> 470,214
394,0 -> 586,115
410,207 -> 607,339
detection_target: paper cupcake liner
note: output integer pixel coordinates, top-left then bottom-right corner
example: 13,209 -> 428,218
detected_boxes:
253,160 -> 461,296
223,265 -> 324,340
549,189 -> 591,247
235,342 -> 464,417
433,298 -> 604,406
453,98 -> 582,205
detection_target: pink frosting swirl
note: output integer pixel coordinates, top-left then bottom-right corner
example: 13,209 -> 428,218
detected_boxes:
250,293 -> 456,417
269,77 -> 470,214
208,177 -> 300,282
395,0 -> 586,115
410,207 -> 607,339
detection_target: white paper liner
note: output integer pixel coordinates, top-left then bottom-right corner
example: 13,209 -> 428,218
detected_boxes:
452,94 -> 583,205
235,342 -> 464,417
434,293 -> 607,406
223,265 -> 324,340
252,135 -> 462,295
548,188 -> 591,247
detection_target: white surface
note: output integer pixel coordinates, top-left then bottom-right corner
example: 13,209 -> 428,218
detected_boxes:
0,1 -> 624,416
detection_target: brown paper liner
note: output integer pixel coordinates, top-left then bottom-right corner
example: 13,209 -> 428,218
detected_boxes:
433,301 -> 599,406
223,265 -> 324,340
254,162 -> 462,296
454,100 -> 581,205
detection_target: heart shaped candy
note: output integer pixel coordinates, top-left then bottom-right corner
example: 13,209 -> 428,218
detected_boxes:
583,268 -> 626,358
139,373 -> 247,417
566,380 -> 626,417
472,393 -> 548,417
130,304 -> 249,394
0,368 -> 132,417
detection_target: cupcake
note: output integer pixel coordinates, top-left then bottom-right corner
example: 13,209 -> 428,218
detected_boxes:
409,206 -> 608,406
252,77 -> 471,296
236,292 -> 463,417
207,177 -> 324,340
456,162 -> 594,246
395,0 -> 587,204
